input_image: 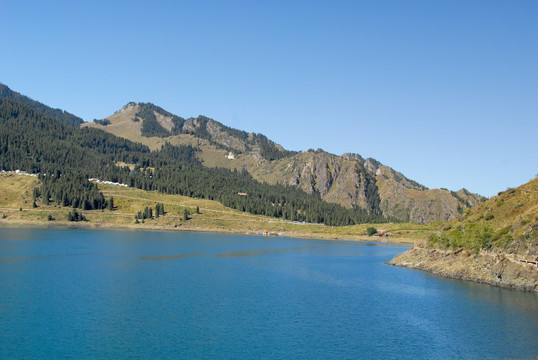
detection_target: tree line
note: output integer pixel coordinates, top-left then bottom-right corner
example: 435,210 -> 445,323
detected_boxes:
0,83 -> 83,127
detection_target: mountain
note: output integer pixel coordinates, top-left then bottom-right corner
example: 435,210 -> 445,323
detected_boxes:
389,177 -> 538,291
87,102 -> 295,160
0,81 -> 485,224
0,83 -> 83,127
0,97 -> 385,226
85,102 -> 485,223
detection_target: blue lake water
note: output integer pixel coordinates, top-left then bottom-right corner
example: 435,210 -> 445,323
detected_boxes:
0,228 -> 536,359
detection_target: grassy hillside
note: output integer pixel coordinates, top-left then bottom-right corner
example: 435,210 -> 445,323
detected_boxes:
428,177 -> 538,256
0,172 -> 434,243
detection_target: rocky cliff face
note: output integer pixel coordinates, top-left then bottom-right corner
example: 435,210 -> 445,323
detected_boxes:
375,166 -> 471,223
247,150 -> 482,223
267,151 -> 380,215
86,102 -> 485,223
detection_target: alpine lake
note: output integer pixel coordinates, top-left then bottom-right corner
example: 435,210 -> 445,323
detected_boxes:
0,228 -> 536,359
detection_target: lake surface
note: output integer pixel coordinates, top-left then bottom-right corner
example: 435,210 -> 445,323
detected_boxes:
0,228 -> 536,359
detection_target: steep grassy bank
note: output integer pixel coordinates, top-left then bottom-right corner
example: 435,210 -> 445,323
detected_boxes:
389,177 -> 538,292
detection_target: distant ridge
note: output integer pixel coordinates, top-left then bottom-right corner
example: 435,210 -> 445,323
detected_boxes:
0,83 -> 83,127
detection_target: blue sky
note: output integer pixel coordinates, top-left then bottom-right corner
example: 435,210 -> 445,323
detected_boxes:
1,0 -> 536,197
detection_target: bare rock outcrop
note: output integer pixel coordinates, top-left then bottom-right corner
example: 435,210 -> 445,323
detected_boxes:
388,246 -> 538,292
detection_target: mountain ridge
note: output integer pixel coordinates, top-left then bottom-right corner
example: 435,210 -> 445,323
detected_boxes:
0,83 -> 83,127
85,101 -> 485,223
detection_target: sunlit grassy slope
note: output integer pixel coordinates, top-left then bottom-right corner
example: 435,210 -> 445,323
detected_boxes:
459,178 -> 537,238
428,177 -> 537,254
0,173 -> 433,243
83,103 -> 258,170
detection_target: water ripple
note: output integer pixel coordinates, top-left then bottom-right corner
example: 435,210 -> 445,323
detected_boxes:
137,253 -> 204,261
214,246 -> 320,258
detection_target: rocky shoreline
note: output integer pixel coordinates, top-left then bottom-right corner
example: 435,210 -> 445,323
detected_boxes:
388,246 -> 538,293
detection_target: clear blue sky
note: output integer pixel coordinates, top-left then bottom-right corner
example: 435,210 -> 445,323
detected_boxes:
1,0 -> 536,197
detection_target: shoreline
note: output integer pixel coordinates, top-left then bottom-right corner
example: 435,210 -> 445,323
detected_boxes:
0,218 -> 415,245
388,246 -> 538,293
